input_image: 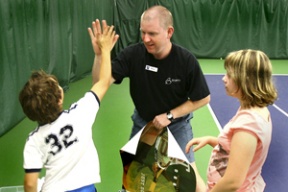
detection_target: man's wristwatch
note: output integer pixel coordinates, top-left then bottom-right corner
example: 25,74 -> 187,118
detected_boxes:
166,111 -> 174,121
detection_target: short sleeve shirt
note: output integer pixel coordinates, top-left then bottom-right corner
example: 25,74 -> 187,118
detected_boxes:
112,43 -> 210,121
23,91 -> 101,192
207,109 -> 272,191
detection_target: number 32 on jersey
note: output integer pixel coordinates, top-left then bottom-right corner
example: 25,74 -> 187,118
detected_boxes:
45,125 -> 78,156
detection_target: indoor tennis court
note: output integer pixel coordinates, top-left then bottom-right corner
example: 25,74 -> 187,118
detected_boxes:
0,59 -> 287,191
1,1 -> 287,192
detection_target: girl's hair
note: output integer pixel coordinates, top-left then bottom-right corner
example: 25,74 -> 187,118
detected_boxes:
224,49 -> 277,108
19,70 -> 62,125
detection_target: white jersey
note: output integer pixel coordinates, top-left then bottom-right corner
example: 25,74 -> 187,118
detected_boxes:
24,91 -> 101,192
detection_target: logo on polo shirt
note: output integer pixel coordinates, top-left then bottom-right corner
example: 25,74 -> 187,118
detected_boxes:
165,77 -> 181,85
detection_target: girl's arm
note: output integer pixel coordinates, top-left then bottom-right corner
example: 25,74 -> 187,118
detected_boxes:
185,136 -> 218,153
210,131 -> 257,192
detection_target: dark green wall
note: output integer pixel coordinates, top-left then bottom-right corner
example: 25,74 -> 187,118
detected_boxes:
1,0 -> 287,136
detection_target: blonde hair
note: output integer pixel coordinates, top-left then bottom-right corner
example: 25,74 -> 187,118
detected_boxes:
141,5 -> 173,29
224,49 -> 277,108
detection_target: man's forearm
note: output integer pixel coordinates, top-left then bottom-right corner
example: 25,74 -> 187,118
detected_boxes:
170,95 -> 210,119
92,55 -> 101,84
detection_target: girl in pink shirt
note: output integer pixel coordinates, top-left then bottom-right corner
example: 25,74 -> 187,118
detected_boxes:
186,49 -> 277,192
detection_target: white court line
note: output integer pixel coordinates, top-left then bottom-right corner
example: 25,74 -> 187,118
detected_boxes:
207,104 -> 222,132
205,74 -> 288,129
207,103 -> 288,132
273,104 -> 288,118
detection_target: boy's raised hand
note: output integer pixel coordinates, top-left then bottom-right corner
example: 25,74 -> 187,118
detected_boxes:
97,25 -> 117,52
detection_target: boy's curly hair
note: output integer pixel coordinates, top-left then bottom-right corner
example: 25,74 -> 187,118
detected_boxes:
19,70 -> 63,125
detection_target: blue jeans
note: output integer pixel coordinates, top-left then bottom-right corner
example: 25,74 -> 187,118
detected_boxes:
66,184 -> 96,192
130,109 -> 195,162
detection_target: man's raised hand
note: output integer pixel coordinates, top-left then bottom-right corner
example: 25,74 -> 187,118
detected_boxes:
88,19 -> 119,55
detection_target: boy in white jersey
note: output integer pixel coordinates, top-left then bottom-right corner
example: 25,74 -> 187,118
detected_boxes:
19,20 -> 119,192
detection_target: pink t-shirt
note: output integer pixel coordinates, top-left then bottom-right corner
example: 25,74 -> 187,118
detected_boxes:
207,109 -> 272,192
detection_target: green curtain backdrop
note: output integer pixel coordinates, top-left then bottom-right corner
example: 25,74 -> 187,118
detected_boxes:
1,0 -> 287,136
113,0 -> 288,58
0,0 -> 114,136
